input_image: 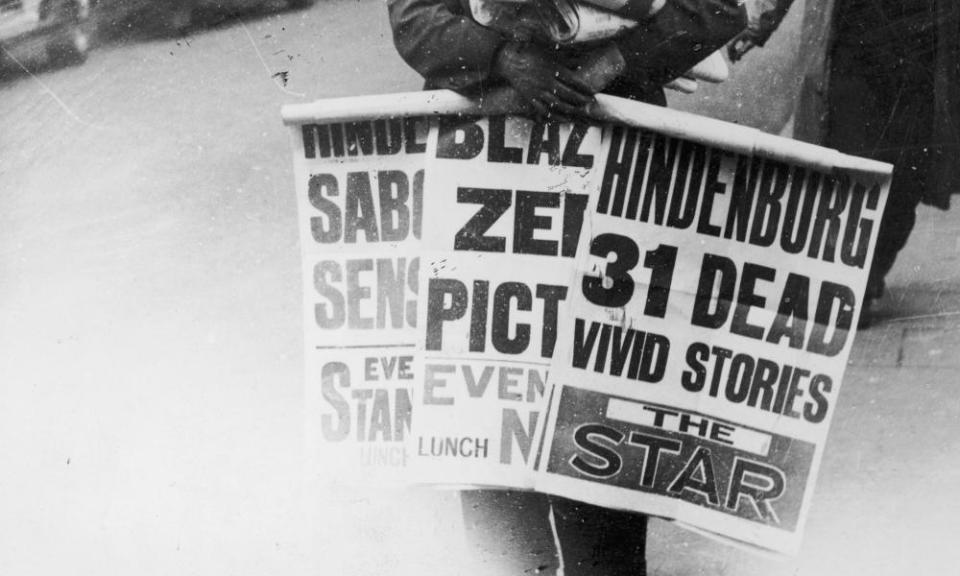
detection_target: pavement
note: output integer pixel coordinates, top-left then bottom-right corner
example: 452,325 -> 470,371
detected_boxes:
1,1 -> 958,575
646,203 -> 960,576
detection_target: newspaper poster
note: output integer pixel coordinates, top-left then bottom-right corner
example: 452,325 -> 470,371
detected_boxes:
408,115 -> 603,489
290,112 -> 430,487
535,120 -> 892,554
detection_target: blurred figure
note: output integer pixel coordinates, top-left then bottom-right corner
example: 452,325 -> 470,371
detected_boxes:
92,0 -> 315,38
731,0 -> 960,327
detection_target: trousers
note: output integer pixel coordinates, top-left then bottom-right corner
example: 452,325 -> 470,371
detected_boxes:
460,490 -> 648,576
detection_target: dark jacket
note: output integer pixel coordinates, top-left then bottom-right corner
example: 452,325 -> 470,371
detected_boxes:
792,0 -> 960,208
826,0 -> 960,209
388,0 -> 746,104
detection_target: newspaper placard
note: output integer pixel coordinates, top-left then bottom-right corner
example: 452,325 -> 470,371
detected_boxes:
535,123 -> 891,554
409,115 -> 603,488
284,91 -> 893,552
291,114 -> 430,486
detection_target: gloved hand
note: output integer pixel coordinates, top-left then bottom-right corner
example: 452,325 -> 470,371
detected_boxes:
493,41 -> 596,121
570,43 -> 627,94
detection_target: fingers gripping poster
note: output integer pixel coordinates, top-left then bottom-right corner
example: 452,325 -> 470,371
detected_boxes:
291,115 -> 430,487
409,115 -> 603,489
535,123 -> 891,554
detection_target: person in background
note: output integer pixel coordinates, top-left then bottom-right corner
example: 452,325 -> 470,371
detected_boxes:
731,0 -> 960,327
387,1 -> 747,574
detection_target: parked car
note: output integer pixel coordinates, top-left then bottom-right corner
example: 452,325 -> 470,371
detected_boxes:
0,0 -> 91,69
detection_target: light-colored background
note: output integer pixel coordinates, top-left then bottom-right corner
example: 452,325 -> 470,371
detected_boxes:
1,1 -> 958,574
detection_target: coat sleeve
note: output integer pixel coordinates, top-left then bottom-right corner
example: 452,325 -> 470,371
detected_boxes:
388,0 -> 507,94
615,0 -> 747,88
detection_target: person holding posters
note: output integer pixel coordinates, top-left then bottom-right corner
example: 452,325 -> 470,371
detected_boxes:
731,0 -> 960,326
389,0 -> 746,111
387,1 -> 747,574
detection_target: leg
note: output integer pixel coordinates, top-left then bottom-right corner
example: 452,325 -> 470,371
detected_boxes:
460,490 -> 560,575
550,496 -> 648,576
867,177 -> 921,300
863,83 -> 932,303
826,23 -> 934,314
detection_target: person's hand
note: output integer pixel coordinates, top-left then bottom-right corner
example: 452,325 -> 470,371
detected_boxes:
728,0 -> 796,62
493,41 -> 596,121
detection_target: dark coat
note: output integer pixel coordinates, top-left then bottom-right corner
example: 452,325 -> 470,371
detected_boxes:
797,0 -> 960,209
928,1 -> 960,208
387,0 -> 746,105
